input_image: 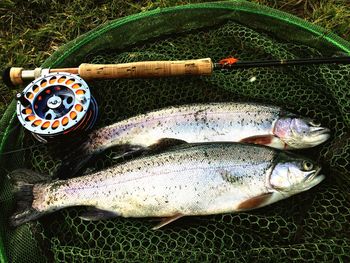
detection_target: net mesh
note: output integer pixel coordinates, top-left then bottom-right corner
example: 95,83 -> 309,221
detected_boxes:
1,3 -> 350,262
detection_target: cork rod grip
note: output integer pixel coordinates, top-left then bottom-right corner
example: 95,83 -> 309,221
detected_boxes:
78,58 -> 213,79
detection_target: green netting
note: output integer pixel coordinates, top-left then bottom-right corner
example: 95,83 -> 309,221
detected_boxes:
1,1 -> 350,262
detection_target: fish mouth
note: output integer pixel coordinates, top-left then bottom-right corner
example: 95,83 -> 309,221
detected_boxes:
308,127 -> 331,145
303,167 -> 325,191
310,127 -> 330,135
286,127 -> 330,149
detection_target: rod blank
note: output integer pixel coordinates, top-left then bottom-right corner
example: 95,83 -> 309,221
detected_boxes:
3,56 -> 350,87
215,56 -> 350,68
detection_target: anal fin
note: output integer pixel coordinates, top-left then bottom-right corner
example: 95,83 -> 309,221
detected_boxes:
79,208 -> 119,221
152,213 -> 184,230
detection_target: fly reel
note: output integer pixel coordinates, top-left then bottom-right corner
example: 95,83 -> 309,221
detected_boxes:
16,72 -> 98,142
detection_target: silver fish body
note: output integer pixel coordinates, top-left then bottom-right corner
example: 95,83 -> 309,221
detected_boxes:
89,103 -> 282,151
11,143 -> 324,227
85,102 -> 330,153
59,102 -> 329,177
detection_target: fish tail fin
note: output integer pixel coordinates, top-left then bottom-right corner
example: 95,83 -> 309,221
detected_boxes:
8,169 -> 50,227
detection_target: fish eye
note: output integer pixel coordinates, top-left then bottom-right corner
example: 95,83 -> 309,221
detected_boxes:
310,121 -> 321,127
302,161 -> 314,171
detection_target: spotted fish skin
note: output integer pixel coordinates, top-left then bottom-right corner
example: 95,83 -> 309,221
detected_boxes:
57,102 -> 329,179
11,142 -> 323,228
85,102 -> 284,155
32,143 -> 276,218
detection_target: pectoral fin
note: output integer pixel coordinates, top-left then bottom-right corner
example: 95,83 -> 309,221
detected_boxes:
79,208 -> 119,221
237,193 -> 273,211
240,135 -> 286,149
240,135 -> 274,145
152,213 -> 184,230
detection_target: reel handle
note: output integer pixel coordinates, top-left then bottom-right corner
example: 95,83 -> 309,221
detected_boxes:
78,58 -> 213,80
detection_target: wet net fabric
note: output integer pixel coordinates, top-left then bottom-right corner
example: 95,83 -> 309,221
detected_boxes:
0,3 -> 349,262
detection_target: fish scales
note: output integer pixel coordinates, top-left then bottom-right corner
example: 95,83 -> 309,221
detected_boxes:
11,142 -> 324,227
58,102 -> 329,178
33,143 -> 276,218
88,103 -> 281,153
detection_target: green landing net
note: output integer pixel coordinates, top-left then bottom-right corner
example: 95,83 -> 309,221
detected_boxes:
1,1 -> 350,262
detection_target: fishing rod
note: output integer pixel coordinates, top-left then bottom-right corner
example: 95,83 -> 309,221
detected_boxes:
2,56 -> 350,142
3,56 -> 350,86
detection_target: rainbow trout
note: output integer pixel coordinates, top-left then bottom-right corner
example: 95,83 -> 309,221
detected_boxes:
11,143 -> 324,229
60,102 -> 330,176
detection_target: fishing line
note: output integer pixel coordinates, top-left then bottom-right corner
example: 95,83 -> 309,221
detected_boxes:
0,144 -> 47,156
0,122 -> 45,155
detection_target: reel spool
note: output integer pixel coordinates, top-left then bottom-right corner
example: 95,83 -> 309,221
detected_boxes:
16,72 -> 98,142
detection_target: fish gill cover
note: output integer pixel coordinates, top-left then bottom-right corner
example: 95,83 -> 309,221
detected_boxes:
0,2 -> 350,262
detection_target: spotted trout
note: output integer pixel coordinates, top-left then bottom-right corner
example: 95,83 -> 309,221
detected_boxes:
11,143 -> 324,229
60,102 -> 330,176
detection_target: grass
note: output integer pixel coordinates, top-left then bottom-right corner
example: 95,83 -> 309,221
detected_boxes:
0,0 -> 349,117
